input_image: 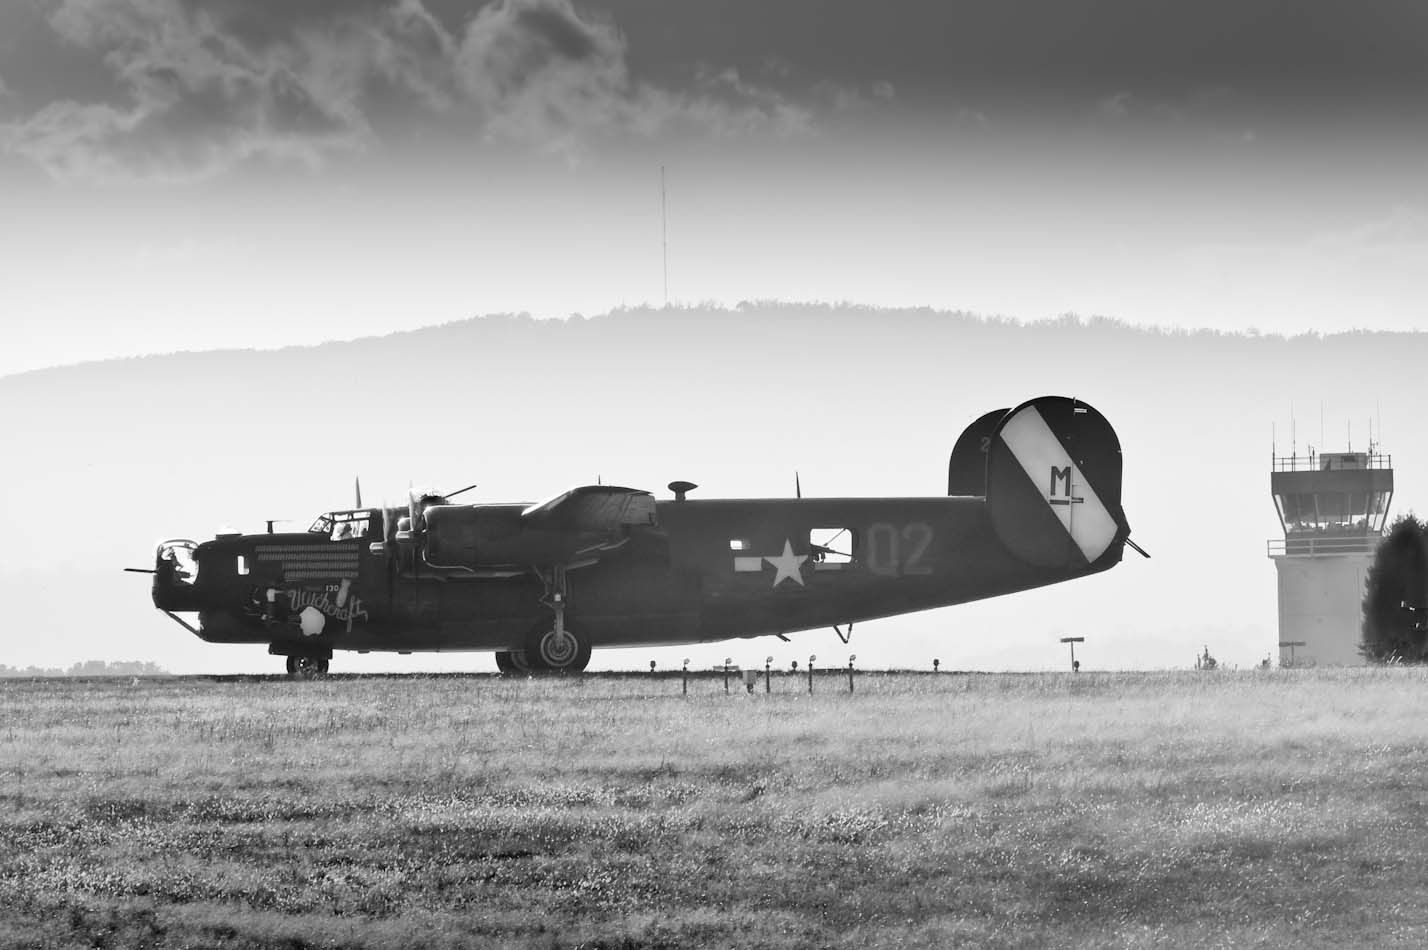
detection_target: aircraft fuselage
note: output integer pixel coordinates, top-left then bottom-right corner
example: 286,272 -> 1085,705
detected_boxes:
163,495 -> 1111,655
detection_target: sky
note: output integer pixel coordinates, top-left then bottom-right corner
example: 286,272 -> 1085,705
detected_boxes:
3,0 -> 1428,377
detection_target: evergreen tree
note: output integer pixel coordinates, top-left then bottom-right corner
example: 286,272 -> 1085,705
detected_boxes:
1361,514 -> 1428,662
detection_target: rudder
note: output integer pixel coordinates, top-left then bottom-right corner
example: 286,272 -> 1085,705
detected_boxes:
947,407 -> 1009,496
982,396 -> 1128,569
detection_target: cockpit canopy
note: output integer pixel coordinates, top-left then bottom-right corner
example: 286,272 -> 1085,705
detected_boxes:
308,509 -> 380,541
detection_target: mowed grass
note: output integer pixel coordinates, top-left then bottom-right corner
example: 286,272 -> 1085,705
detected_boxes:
3,669 -> 1428,949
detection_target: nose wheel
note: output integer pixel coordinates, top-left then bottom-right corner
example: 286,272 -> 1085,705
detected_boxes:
285,655 -> 329,679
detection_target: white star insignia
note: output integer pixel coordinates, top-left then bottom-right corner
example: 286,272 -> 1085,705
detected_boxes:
765,539 -> 807,588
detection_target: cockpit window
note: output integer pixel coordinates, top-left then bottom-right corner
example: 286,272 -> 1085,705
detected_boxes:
312,510 -> 375,541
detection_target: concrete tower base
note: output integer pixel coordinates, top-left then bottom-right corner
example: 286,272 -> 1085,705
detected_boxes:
1271,553 -> 1371,667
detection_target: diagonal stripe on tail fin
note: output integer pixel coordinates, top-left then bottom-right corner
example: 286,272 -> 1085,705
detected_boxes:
997,405 -> 1119,563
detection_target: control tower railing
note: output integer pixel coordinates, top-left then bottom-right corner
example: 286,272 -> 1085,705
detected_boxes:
1267,535 -> 1382,557
1271,453 -> 1392,472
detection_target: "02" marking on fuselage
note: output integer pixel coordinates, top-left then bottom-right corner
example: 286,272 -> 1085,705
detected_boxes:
866,522 -> 935,576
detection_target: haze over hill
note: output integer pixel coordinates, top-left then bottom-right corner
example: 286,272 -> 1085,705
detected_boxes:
3,304 -> 1423,673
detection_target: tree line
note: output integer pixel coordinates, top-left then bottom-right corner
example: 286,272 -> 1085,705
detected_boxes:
0,660 -> 170,678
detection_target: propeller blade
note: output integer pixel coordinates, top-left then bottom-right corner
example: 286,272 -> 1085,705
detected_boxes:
795,471 -> 802,499
445,483 -> 479,501
355,476 -> 363,509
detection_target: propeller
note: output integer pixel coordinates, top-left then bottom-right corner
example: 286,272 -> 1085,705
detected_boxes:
390,480 -> 478,546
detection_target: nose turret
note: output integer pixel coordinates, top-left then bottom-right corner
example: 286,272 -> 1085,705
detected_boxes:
150,539 -> 204,611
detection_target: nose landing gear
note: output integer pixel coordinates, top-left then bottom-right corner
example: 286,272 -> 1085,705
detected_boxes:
273,644 -> 333,679
285,655 -> 330,679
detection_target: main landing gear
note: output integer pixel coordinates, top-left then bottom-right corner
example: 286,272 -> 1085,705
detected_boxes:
493,628 -> 592,676
494,650 -> 532,675
496,565 -> 592,675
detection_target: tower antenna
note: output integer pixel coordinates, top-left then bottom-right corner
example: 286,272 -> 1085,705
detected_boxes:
660,165 -> 668,308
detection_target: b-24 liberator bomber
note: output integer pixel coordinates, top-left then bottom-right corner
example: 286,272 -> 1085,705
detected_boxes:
133,396 -> 1140,677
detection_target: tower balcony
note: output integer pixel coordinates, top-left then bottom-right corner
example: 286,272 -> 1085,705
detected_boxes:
1267,534 -> 1382,557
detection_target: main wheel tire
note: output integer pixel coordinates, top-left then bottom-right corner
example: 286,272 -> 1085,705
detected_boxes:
494,650 -> 534,675
289,655 -> 329,679
524,624 -> 591,674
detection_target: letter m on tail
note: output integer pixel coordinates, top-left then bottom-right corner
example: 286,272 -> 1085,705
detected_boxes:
1048,466 -> 1082,506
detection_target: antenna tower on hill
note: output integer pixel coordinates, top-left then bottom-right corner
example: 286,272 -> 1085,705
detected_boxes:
661,165 -> 669,308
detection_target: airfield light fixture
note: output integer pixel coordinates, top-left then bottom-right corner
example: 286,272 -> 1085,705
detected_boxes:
933,658 -> 940,673
724,657 -> 732,693
808,655 -> 816,694
847,655 -> 856,693
765,656 -> 773,693
682,657 -> 689,695
1059,636 -> 1086,672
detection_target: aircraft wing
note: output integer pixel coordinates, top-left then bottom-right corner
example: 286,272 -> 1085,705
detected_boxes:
520,486 -> 658,533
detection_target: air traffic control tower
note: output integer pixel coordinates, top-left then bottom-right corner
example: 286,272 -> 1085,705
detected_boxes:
1268,449 -> 1393,666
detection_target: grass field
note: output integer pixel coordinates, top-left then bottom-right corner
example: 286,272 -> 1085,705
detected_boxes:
2,668 -> 1427,949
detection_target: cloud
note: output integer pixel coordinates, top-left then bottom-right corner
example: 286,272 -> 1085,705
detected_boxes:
1315,207 -> 1428,252
1098,91 -> 1132,120
0,0 -> 813,182
690,66 -> 812,137
811,78 -> 897,113
1,0 -> 385,181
